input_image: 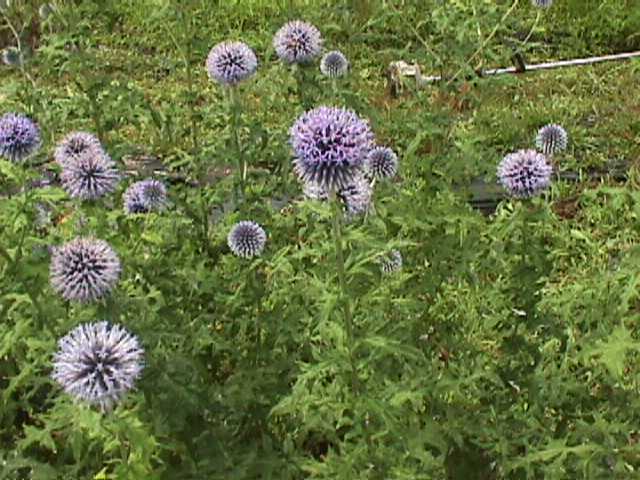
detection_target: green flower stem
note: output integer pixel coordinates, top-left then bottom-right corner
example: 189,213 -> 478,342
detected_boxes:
227,87 -> 246,199
330,191 -> 359,392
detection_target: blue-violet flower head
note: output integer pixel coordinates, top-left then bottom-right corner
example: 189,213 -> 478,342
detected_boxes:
50,237 -> 121,303
52,321 -> 144,411
60,149 -> 119,200
320,50 -> 349,78
497,149 -> 552,199
339,172 -> 373,219
206,41 -> 258,86
291,105 -> 374,191
535,123 -> 568,156
123,178 -> 167,214
379,249 -> 403,275
531,0 -> 553,7
273,20 -> 322,65
228,221 -> 267,258
0,112 -> 41,163
365,146 -> 398,180
54,131 -> 103,167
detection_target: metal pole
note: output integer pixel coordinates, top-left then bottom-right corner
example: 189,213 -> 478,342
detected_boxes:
388,51 -> 640,93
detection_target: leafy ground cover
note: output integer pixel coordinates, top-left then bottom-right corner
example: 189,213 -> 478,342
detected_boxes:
1,1 -> 640,478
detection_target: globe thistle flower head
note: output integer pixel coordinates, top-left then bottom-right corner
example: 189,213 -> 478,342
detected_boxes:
303,180 -> 330,202
273,20 -> 322,65
123,179 -> 167,214
320,50 -> 349,78
2,47 -> 23,66
365,146 -> 398,180
339,173 -> 373,219
379,250 -> 403,275
228,221 -> 267,258
497,149 -> 552,199
50,237 -> 121,303
0,113 -> 41,163
52,321 -> 144,411
531,0 -> 553,7
535,123 -> 568,155
206,41 -> 258,86
54,131 -> 104,167
291,106 -> 375,191
60,149 -> 119,200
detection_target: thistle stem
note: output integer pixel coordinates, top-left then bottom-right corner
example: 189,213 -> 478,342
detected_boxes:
227,87 -> 246,200
330,191 -> 358,392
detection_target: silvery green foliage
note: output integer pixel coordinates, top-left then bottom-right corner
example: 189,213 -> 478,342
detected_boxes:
320,50 -> 349,78
123,178 -> 167,214
273,20 -> 323,65
291,106 -> 374,191
497,149 -> 552,199
227,221 -> 267,258
60,149 -> 119,200
52,321 -> 144,411
535,124 -> 568,155
205,41 -> 258,86
49,237 -> 121,303
0,113 -> 41,162
379,249 -> 402,275
365,146 -> 398,180
54,131 -> 104,167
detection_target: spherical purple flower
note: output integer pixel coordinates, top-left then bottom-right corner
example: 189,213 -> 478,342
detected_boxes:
2,47 -> 23,66
54,131 -> 103,167
50,237 -> 121,303
303,173 -> 372,219
291,106 -> 374,191
0,113 -> 41,163
338,173 -> 373,219
60,149 -> 119,200
52,321 -> 144,411
365,146 -> 398,180
320,50 -> 349,78
123,178 -> 167,214
206,41 -> 258,86
273,20 -> 322,65
497,149 -> 552,199
227,221 -> 267,258
379,249 -> 402,275
535,124 -> 568,156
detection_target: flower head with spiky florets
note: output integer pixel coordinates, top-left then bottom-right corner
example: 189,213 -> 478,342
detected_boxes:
54,131 -> 104,167
497,149 -> 552,199
320,50 -> 349,78
531,0 -> 553,7
123,179 -> 167,214
273,20 -> 322,65
228,221 -> 267,258
50,237 -> 121,303
303,173 -> 373,219
365,146 -> 398,180
60,149 -> 119,200
2,47 -> 23,66
206,41 -> 258,86
339,173 -> 373,219
379,250 -> 402,275
291,106 -> 374,191
0,113 -> 41,163
535,124 -> 568,156
52,321 -> 144,412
